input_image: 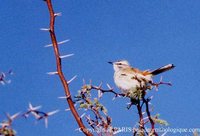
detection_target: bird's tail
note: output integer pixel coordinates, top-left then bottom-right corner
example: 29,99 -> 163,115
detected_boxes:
150,64 -> 175,75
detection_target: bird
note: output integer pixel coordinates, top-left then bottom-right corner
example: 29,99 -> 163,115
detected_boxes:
109,60 -> 175,98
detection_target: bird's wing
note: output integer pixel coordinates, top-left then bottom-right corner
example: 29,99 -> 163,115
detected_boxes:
121,67 -> 151,76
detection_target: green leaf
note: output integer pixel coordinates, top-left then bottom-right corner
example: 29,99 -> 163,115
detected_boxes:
152,117 -> 169,126
80,103 -> 88,109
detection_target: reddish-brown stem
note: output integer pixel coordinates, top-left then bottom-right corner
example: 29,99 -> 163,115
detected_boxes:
136,101 -> 145,134
143,97 -> 158,136
44,1 -> 92,135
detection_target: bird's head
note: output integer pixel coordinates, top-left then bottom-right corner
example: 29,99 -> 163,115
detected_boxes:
108,60 -> 130,72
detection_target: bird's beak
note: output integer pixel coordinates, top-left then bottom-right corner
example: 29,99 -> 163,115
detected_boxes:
108,61 -> 113,65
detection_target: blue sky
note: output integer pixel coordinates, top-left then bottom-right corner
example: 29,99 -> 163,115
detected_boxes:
0,0 -> 200,135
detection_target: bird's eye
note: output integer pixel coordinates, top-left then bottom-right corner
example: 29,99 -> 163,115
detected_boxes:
117,63 -> 122,65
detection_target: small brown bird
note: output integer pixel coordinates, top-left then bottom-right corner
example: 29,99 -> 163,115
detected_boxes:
109,60 -> 175,94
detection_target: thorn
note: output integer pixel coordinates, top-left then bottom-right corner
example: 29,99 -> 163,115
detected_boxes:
58,95 -> 70,99
1,72 -> 5,78
54,12 -> 62,17
85,115 -> 90,120
96,123 -> 101,127
161,131 -> 168,136
6,80 -> 11,84
147,96 -> 154,102
8,69 -> 13,75
98,90 -> 103,98
89,79 -> 92,85
155,87 -> 159,91
23,113 -> 29,118
46,71 -> 58,75
44,39 -> 70,47
67,75 -> 77,84
47,110 -> 59,116
28,103 -> 42,111
82,78 -> 86,85
75,127 -> 81,131
44,117 -> 48,128
0,81 -> 5,85
44,43 -> 53,48
40,28 -> 50,31
118,94 -> 124,97
58,96 -> 67,99
80,113 -> 86,118
149,95 -> 154,100
65,108 -> 71,111
112,96 -> 116,101
160,76 -> 163,82
59,54 -> 74,59
7,112 -> 21,121
98,82 -> 103,88
57,39 -> 70,45
106,83 -> 113,90
142,117 -> 149,121
32,112 -> 41,119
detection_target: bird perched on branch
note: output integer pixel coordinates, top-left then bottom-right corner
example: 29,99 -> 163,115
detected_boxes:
109,60 -> 175,98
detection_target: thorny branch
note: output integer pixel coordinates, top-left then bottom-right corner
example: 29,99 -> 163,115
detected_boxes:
75,78 -> 171,136
74,82 -> 118,136
142,97 -> 158,136
43,1 -> 172,135
136,100 -> 145,136
0,70 -> 13,85
0,1 -> 175,136
90,83 -> 125,98
131,79 -> 172,136
43,0 -> 92,135
0,103 -> 58,136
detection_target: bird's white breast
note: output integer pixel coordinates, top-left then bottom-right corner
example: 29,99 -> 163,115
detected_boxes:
114,71 -> 152,94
